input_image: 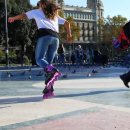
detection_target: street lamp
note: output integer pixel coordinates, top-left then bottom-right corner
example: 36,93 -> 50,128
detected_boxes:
4,0 -> 9,67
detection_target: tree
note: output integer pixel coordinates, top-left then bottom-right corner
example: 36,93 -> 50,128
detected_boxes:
103,15 -> 127,43
94,15 -> 128,59
101,15 -> 128,58
7,0 -> 37,65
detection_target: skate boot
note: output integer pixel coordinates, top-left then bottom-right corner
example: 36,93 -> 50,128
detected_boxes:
42,85 -> 54,93
120,71 -> 130,88
42,65 -> 61,99
43,86 -> 55,99
42,71 -> 55,99
44,71 -> 54,91
44,65 -> 62,89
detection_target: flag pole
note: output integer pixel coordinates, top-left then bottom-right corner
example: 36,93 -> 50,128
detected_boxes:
4,0 -> 9,67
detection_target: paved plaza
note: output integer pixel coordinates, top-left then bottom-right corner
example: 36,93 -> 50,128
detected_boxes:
0,66 -> 130,130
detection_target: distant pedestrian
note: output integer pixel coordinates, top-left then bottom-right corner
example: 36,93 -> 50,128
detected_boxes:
75,45 -> 84,66
58,43 -> 65,66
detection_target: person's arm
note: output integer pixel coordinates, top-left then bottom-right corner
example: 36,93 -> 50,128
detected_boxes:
58,15 -> 72,43
8,13 -> 27,23
64,20 -> 72,43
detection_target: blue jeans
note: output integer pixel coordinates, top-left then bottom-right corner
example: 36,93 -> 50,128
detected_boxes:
35,35 -> 59,68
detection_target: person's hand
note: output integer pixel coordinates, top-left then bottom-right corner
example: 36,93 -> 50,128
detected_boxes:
8,17 -> 15,23
67,34 -> 72,43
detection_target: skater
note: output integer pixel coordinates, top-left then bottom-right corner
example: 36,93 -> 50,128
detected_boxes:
112,21 -> 130,88
120,71 -> 130,88
8,0 -> 72,98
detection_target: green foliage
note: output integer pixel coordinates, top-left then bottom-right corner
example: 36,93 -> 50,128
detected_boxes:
98,15 -> 128,58
9,49 -> 16,58
23,55 -> 30,65
8,0 -> 34,47
7,0 -> 37,65
102,15 -> 128,43
0,48 -> 5,64
0,49 -> 4,58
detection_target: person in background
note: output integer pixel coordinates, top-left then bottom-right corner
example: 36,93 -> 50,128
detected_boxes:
57,43 -> 65,66
8,0 -> 72,99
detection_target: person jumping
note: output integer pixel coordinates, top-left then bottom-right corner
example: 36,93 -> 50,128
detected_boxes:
8,0 -> 72,99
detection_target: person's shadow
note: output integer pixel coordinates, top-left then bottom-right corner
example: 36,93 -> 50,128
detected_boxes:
0,89 -> 129,105
55,88 -> 129,98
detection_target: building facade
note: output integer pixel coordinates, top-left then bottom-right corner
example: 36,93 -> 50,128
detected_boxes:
56,0 -> 104,44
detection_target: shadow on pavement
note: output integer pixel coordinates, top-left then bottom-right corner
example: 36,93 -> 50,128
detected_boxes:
55,89 -> 129,98
0,89 -> 129,105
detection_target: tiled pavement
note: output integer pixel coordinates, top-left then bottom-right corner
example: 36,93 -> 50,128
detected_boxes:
0,66 -> 130,130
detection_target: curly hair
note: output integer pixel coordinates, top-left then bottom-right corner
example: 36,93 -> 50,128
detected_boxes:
40,1 -> 61,20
